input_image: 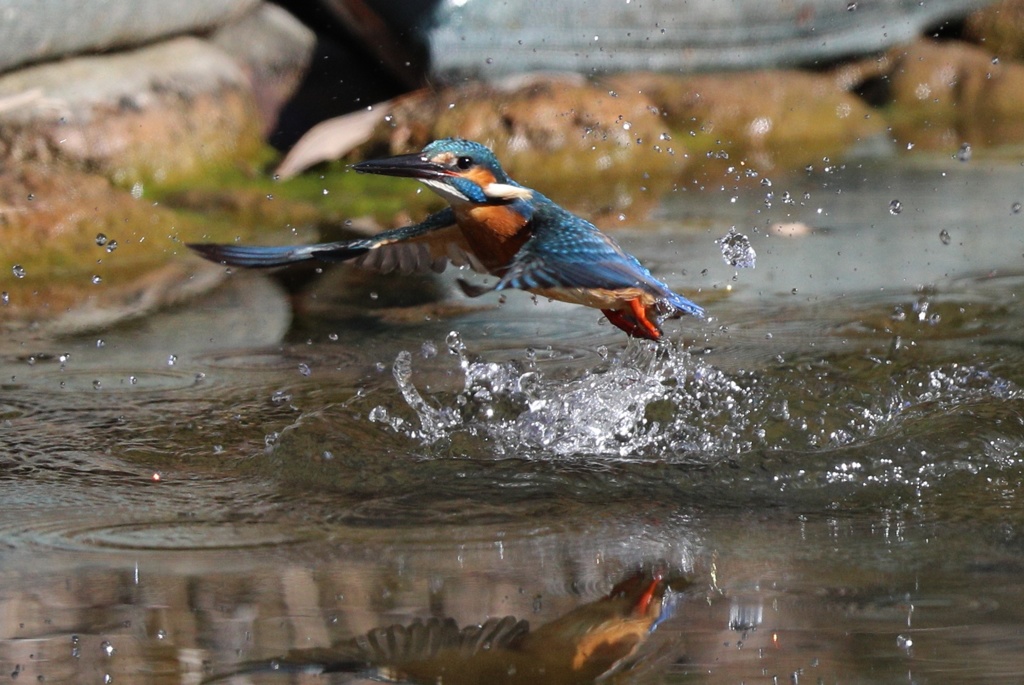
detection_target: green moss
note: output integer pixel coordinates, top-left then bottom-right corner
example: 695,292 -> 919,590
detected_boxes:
151,159 -> 447,235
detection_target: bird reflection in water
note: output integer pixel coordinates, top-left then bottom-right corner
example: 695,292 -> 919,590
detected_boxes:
205,565 -> 689,684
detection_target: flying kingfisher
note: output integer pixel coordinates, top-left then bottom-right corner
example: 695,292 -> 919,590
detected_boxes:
188,139 -> 704,340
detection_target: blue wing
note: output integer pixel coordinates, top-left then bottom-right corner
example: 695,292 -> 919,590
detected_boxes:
493,198 -> 704,317
188,208 -> 485,274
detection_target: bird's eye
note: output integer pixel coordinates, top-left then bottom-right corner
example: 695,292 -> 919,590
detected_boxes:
456,156 -> 473,170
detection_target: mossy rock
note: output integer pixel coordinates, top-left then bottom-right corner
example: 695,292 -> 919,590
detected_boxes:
885,39 -> 1024,149
605,70 -> 885,172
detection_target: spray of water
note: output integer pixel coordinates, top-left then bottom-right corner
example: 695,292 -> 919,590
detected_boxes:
367,332 -> 1022,468
370,333 -> 754,461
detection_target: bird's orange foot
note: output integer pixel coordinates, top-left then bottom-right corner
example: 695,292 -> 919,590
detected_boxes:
633,566 -> 667,615
602,299 -> 662,340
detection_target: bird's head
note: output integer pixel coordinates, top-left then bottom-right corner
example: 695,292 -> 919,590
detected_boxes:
353,138 -> 532,205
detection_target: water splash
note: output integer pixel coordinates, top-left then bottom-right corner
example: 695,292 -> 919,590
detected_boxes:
368,336 -> 1021,469
718,228 -> 756,269
372,335 -> 753,461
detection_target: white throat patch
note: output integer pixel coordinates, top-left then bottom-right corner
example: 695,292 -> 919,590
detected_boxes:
420,178 -> 471,203
419,178 -> 533,205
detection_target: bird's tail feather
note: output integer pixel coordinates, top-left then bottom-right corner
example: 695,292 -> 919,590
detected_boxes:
187,241 -> 369,268
660,292 -> 704,319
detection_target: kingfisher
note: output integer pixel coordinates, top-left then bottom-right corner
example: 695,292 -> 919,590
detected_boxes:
203,565 -> 687,684
188,139 -> 704,340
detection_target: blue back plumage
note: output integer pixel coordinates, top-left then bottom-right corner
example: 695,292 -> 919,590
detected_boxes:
494,194 -> 704,318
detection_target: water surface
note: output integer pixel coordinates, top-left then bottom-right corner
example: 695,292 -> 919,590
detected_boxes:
1,152 -> 1024,683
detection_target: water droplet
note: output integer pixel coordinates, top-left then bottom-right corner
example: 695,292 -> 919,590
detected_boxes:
717,228 -> 757,269
446,331 -> 466,355
485,57 -> 493,64
1012,201 -> 1021,214
266,194 -> 274,200
95,233 -> 108,246
92,380 -> 102,390
155,630 -> 167,640
1,292 -> 8,305
368,406 -> 388,422
888,200 -> 903,215
955,142 -> 972,162
96,339 -> 105,348
91,275 -> 102,285
421,340 -> 438,358
101,641 -> 115,657
167,354 -> 177,366
130,182 -> 144,199
129,375 -> 137,385
26,193 -> 34,201
939,229 -> 951,245
105,240 -> 118,253
298,363 -> 311,377
11,265 -> 25,278
270,390 -> 291,404
846,1 -> 857,9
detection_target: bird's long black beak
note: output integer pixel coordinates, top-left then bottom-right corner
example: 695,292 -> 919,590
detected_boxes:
352,153 -> 452,180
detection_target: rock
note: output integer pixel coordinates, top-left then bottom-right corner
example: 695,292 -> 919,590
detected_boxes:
422,0 -> 990,79
0,163 -> 232,333
606,70 -> 884,171
354,76 -> 682,215
0,37 -> 265,186
965,0 -> 1024,60
0,0 -> 259,73
885,39 -> 1024,148
212,2 -> 316,137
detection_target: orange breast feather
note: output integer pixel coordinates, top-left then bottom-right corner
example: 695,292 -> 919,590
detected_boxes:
455,203 -> 531,272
